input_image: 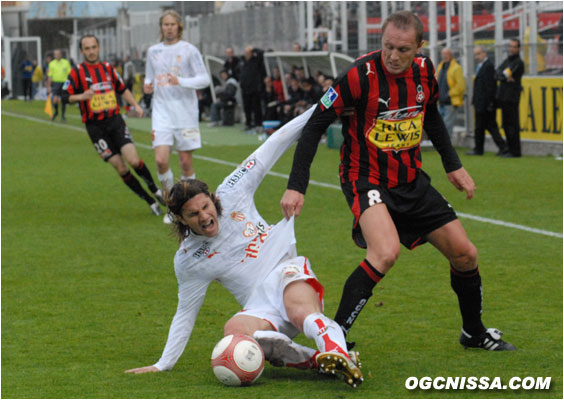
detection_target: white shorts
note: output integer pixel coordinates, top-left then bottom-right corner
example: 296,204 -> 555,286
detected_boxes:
152,127 -> 202,151
235,256 -> 325,339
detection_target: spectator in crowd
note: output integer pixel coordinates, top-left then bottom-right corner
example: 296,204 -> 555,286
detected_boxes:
21,56 -> 34,101
223,47 -> 241,81
123,55 -> 135,85
496,39 -> 524,158
316,71 -> 326,88
293,77 -> 323,116
295,66 -> 306,81
293,42 -> 302,52
239,46 -> 266,131
209,70 -> 239,127
436,48 -> 465,139
272,67 -> 285,103
144,9 -> 211,223
322,76 -> 334,92
280,76 -> 304,124
467,46 -> 508,156
47,49 -> 71,122
262,75 -> 280,121
31,60 -> 43,99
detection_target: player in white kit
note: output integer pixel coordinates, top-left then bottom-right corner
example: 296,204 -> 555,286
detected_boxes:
144,10 -> 211,223
124,106 -> 363,387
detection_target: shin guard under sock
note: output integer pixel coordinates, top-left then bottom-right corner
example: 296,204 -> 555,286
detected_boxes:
450,265 -> 486,336
303,313 -> 348,357
334,259 -> 385,336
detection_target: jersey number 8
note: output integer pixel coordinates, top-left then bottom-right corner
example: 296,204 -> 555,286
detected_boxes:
368,189 -> 382,206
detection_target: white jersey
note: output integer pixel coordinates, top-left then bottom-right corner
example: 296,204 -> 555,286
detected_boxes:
154,106 -> 316,371
145,40 -> 210,131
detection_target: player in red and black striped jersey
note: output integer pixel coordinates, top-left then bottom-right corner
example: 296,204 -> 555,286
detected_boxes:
281,11 -> 515,351
63,35 -> 165,217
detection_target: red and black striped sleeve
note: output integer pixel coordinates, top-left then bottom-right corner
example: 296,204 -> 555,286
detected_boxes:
61,66 -> 81,104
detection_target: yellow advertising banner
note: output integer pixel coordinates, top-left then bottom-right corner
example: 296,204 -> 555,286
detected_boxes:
503,76 -> 563,142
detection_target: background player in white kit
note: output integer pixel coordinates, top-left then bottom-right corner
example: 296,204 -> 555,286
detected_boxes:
124,107 -> 363,388
144,10 -> 211,223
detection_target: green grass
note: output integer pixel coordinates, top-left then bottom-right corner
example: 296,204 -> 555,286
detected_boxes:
2,100 -> 562,398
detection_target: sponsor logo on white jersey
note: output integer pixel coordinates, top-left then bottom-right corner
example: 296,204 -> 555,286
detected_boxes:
193,242 -> 212,259
226,159 -> 256,188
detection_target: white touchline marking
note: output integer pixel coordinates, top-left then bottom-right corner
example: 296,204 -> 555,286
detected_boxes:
3,110 -> 562,239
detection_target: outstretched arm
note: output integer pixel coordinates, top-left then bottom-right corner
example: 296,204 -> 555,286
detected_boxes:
218,105 -> 317,200
124,276 -> 210,373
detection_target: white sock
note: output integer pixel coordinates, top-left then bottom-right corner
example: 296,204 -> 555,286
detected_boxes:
157,169 -> 174,193
303,312 -> 348,356
181,173 -> 196,180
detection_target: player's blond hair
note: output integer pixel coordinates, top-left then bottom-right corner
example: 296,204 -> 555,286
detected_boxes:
159,9 -> 184,42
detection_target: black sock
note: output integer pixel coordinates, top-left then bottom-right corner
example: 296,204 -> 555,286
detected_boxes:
121,171 -> 155,205
450,265 -> 486,337
53,103 -> 59,117
133,160 -> 158,193
61,103 -> 66,118
334,259 -> 385,336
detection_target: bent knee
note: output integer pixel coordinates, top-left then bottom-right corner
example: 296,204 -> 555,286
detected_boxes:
366,245 -> 400,270
155,158 -> 169,171
452,242 -> 478,270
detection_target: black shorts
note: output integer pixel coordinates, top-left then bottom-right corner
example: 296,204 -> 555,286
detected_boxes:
85,115 -> 133,161
51,82 -> 65,97
342,171 -> 457,250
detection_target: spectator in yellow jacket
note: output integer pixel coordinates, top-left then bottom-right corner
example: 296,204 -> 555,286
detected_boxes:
31,60 -> 43,99
436,48 -> 465,139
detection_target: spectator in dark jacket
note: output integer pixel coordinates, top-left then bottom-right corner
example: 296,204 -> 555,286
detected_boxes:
209,70 -> 239,126
223,47 -> 240,81
496,39 -> 525,158
263,76 -> 281,121
239,46 -> 266,130
467,46 -> 508,156
293,77 -> 323,116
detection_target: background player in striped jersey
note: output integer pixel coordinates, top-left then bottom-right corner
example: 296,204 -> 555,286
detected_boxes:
281,11 -> 515,352
64,35 -> 164,216
124,107 -> 363,387
144,10 -> 211,224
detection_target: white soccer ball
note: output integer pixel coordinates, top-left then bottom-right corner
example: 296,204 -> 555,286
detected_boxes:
210,334 -> 265,386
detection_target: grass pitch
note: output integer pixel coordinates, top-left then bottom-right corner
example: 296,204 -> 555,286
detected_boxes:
1,100 -> 562,398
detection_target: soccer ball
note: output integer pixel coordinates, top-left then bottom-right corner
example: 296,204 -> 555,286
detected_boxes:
210,334 -> 265,386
